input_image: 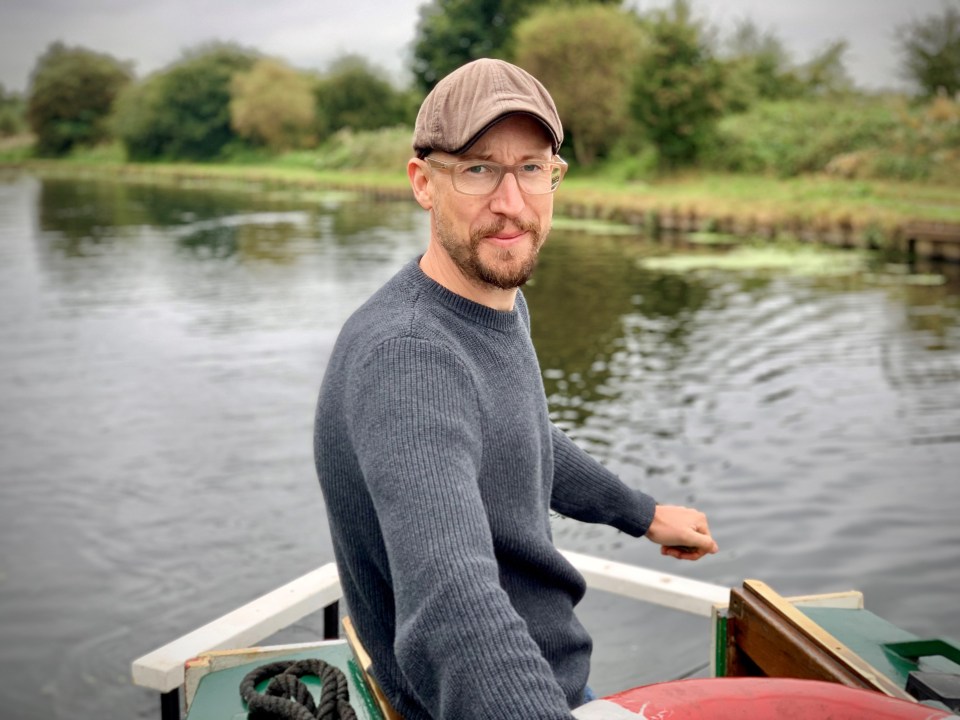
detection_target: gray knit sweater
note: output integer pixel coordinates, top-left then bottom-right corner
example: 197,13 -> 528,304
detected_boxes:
314,259 -> 657,719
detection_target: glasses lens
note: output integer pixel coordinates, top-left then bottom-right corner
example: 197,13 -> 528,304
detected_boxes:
453,163 -> 500,195
516,163 -> 557,195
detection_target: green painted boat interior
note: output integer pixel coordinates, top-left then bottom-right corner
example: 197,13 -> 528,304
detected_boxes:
185,644 -> 385,720
802,607 -> 960,688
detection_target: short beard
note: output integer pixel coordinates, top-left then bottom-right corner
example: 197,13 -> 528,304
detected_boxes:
437,214 -> 546,291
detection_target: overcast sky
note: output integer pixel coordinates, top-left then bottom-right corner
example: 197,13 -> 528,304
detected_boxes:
0,0 -> 949,94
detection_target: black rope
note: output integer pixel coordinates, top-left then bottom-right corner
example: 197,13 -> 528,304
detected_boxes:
240,658 -> 358,720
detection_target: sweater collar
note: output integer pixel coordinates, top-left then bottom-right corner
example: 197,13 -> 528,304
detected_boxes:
404,257 -> 525,333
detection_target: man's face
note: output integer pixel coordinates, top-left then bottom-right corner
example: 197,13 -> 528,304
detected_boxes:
429,115 -> 555,291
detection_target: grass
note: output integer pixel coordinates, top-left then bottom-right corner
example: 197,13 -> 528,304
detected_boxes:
557,172 -> 960,226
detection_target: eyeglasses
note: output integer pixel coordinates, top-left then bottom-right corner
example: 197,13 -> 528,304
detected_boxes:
424,156 -> 568,196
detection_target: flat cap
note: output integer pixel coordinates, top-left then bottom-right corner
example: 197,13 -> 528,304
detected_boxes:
413,58 -> 563,157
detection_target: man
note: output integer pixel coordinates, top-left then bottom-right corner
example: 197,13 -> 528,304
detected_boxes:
314,58 -> 718,719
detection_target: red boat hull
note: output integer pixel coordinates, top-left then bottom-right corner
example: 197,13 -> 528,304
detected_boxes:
598,678 -> 953,719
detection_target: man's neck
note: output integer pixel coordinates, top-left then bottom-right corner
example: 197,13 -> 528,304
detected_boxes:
419,245 -> 518,312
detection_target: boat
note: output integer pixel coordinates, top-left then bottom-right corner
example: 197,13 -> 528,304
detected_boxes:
132,550 -> 960,719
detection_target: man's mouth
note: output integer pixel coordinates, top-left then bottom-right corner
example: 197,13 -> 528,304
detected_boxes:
484,228 -> 527,247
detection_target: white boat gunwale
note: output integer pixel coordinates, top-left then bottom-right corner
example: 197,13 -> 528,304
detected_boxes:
132,550 -> 731,718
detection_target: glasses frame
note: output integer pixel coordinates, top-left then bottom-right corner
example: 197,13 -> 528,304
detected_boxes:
424,156 -> 568,196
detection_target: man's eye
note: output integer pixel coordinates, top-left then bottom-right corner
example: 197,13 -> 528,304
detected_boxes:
463,164 -> 494,175
520,163 -> 545,174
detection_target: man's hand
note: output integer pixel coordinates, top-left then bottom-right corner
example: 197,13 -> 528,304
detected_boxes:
645,504 -> 718,560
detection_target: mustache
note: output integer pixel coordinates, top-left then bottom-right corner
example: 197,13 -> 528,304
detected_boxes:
471,216 -> 541,243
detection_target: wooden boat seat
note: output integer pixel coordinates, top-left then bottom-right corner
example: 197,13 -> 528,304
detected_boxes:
342,616 -> 404,720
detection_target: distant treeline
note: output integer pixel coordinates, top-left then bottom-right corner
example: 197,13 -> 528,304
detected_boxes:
2,0 -> 959,181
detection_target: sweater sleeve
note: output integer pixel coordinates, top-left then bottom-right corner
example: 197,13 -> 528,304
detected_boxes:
347,336 -> 576,720
549,424 -> 657,537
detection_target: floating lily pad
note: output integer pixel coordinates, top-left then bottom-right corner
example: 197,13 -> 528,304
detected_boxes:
640,245 -> 867,276
685,231 -> 742,245
552,217 -> 639,235
863,272 -> 946,286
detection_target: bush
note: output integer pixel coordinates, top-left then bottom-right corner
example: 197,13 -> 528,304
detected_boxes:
861,95 -> 960,182
112,43 -> 257,161
630,0 -> 726,168
315,56 -> 413,141
26,42 -> 132,156
704,98 -> 899,177
313,126 -> 412,171
231,58 -> 316,151
514,4 -> 644,166
703,94 -> 960,182
0,85 -> 27,137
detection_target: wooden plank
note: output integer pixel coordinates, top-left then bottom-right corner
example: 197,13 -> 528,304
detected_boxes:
727,580 -> 913,701
560,549 -> 729,617
726,586 -> 868,685
790,591 -> 863,609
904,221 -> 960,244
710,590 -> 862,676
343,616 -> 403,720
132,563 -> 342,693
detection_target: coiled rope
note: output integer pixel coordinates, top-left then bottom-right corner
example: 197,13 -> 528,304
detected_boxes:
239,658 -> 358,720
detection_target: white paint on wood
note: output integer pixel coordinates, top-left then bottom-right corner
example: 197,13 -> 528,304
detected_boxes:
560,549 -> 729,617
132,563 -> 342,692
132,551 -> 735,695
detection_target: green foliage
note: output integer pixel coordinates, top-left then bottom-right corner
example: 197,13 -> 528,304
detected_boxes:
631,0 -> 726,168
410,0 -> 620,91
514,4 -> 644,166
704,98 -> 900,177
110,74 -> 167,160
799,40 -> 854,96
898,1 -> 960,97
231,58 -> 316,151
0,134 -> 34,162
63,140 -> 127,164
112,42 -> 257,161
0,85 -> 28,137
718,19 -> 803,111
26,42 -> 132,157
312,126 -> 413,171
855,96 -> 960,182
314,56 -> 413,141
597,144 -> 659,183
717,21 -> 852,115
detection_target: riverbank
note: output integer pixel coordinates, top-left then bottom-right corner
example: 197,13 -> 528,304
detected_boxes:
6,157 -> 960,260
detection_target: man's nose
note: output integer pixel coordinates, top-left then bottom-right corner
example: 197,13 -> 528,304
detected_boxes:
489,169 -> 525,215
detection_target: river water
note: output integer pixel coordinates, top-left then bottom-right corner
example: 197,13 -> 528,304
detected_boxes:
1,173 -> 958,719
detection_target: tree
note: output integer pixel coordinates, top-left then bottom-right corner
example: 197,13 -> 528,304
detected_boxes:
26,42 -> 132,156
112,42 -> 257,160
411,0 -> 620,91
798,40 -> 853,96
314,56 -> 411,139
630,0 -> 726,168
230,58 -> 316,151
514,5 -> 645,165
718,20 -> 803,111
110,74 -> 169,161
0,85 -> 27,137
898,1 -> 960,97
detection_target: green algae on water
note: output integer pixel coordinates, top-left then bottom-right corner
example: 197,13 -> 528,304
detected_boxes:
640,244 -> 868,277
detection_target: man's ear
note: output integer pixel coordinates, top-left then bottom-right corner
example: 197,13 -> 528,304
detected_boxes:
408,158 -> 433,210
